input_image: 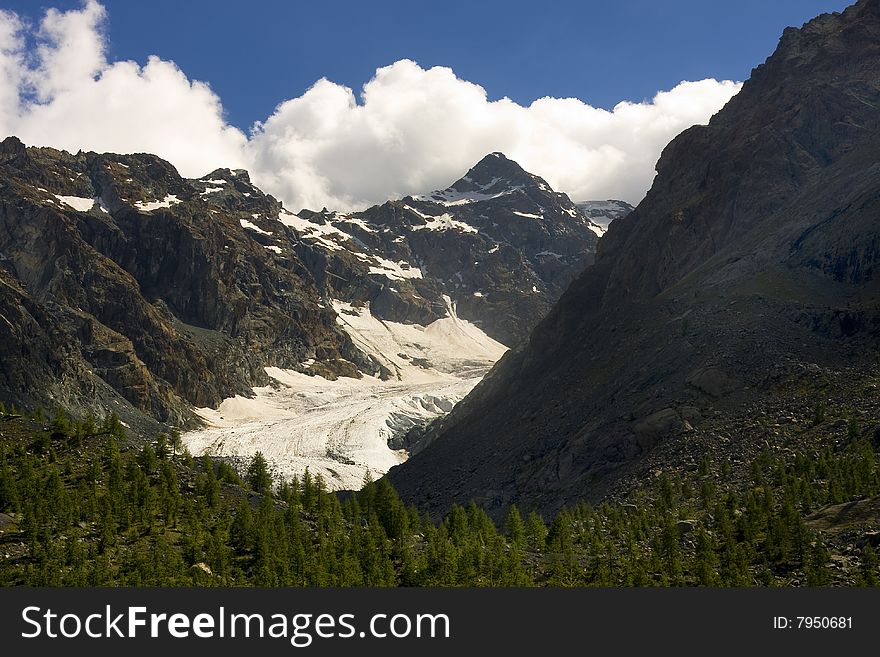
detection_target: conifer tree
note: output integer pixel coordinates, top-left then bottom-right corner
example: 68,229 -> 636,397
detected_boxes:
805,542 -> 831,586
138,444 -> 158,475
217,460 -> 242,485
301,468 -> 316,510
547,510 -> 579,586
155,433 -> 169,460
170,429 -> 183,458
505,505 -> 525,550
50,408 -> 71,437
693,527 -> 719,586
525,511 -> 548,552
247,452 -> 272,496
0,459 -> 19,512
199,455 -> 220,507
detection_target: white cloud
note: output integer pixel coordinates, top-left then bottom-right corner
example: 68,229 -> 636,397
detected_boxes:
0,9 -> 24,123
30,0 -> 106,101
0,2 -> 741,212
0,1 -> 247,177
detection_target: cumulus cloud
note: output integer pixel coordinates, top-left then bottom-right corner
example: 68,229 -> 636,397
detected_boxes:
0,9 -> 24,123
0,1 -> 741,211
0,1 -> 247,177
250,63 -> 741,209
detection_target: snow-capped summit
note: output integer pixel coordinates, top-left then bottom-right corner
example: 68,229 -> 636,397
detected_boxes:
418,152 -> 556,205
290,153 -> 607,345
575,200 -> 635,234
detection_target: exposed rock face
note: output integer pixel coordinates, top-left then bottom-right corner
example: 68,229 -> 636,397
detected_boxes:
0,143 -> 602,433
0,266 -> 95,412
388,0 -> 880,517
0,141 -> 368,427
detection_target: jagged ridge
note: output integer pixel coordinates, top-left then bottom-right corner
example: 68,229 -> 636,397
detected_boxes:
0,141 -> 613,436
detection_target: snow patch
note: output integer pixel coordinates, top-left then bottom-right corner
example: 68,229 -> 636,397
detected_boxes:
335,215 -> 377,233
575,200 -> 633,233
414,177 -> 525,206
411,213 -> 477,234
367,257 -> 423,280
240,218 -> 273,235
277,211 -> 354,251
53,195 -> 95,212
402,204 -> 432,219
135,195 -> 180,212
333,297 -> 505,382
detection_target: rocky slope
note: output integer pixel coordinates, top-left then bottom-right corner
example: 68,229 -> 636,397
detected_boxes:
388,0 -> 880,517
0,138 -> 369,428
0,142 -> 604,441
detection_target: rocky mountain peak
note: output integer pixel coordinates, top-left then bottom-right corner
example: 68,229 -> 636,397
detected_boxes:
0,138 -> 609,433
0,135 -> 26,161
200,167 -> 252,185
419,151 -> 557,205
189,168 -> 283,221
454,151 -> 542,191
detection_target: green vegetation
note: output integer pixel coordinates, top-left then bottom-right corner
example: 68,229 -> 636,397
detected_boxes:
0,406 -> 878,587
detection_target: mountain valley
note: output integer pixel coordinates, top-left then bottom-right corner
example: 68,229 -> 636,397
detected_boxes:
1,0 -> 879,591
0,142 -> 609,485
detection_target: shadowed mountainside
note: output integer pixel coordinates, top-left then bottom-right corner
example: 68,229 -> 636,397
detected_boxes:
388,0 -> 880,517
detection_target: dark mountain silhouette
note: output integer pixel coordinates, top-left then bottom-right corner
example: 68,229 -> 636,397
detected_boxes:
388,0 -> 880,517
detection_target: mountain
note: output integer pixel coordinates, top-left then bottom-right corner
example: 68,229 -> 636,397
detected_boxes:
287,152 -> 603,347
388,0 -> 880,517
0,139 -> 369,430
0,144 -> 599,477
182,153 -> 604,488
575,200 -> 635,234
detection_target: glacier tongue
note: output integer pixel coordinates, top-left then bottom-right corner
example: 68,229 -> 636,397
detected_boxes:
183,299 -> 506,491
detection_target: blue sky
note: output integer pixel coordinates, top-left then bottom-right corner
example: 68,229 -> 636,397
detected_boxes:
0,1 -> 856,210
3,0 -> 852,131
